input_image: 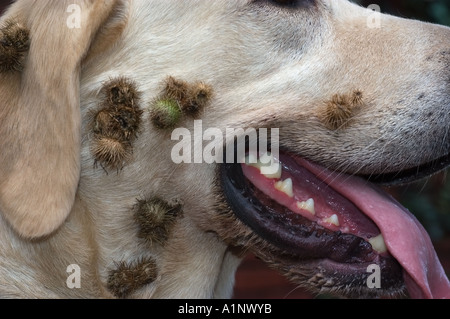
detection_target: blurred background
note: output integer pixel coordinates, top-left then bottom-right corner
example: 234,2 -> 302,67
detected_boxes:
0,0 -> 449,299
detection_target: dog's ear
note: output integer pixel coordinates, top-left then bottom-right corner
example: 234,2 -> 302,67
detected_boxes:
0,0 -> 129,238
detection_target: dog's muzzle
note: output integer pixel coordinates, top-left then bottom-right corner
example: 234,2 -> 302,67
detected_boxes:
220,150 -> 450,299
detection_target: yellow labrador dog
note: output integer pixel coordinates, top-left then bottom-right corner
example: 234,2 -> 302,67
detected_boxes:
0,0 -> 449,299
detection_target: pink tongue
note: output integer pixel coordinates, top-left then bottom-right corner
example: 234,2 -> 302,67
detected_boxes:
298,158 -> 450,299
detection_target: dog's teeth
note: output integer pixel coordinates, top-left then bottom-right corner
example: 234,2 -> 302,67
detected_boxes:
258,152 -> 273,165
259,153 -> 282,179
275,178 -> 294,198
323,214 -> 340,227
369,234 -> 387,254
296,199 -> 316,215
261,162 -> 282,179
245,153 -> 282,179
258,152 -> 268,160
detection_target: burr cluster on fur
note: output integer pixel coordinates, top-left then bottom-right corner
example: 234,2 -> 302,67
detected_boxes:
319,90 -> 365,131
150,76 -> 214,129
107,257 -> 158,298
133,197 -> 183,246
107,198 -> 183,298
90,77 -> 143,171
0,19 -> 30,72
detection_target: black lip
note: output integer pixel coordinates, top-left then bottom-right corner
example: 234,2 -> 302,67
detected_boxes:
360,153 -> 450,186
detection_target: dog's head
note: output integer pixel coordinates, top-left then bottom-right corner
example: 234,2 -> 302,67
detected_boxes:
0,0 -> 449,299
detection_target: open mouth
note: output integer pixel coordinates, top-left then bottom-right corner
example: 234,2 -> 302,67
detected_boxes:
220,149 -> 450,299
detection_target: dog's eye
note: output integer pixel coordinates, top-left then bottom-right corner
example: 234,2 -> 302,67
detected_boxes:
268,0 -> 313,9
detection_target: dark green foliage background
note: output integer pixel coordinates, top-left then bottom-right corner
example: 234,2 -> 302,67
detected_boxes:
354,0 -> 450,26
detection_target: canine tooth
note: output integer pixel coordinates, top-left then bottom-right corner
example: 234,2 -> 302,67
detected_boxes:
369,234 -> 387,254
245,153 -> 282,179
296,199 -> 316,215
258,152 -> 273,164
275,178 -> 294,198
261,162 -> 282,179
258,152 -> 282,179
323,214 -> 340,226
